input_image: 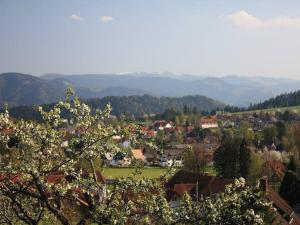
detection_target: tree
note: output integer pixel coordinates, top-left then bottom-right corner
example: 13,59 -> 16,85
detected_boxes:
202,178 -> 276,225
0,89 -> 120,224
214,133 -> 255,181
236,121 -> 255,145
279,171 -> 300,208
183,145 -> 208,174
156,130 -> 166,150
0,90 -> 278,225
247,151 -> 264,184
239,139 -> 251,179
170,132 -> 184,144
0,89 -> 162,225
287,156 -> 297,172
214,132 -> 241,179
275,121 -> 286,141
263,126 -> 278,145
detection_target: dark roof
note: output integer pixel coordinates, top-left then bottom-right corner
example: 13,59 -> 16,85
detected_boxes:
173,183 -> 196,197
0,171 -> 107,208
266,188 -> 300,225
260,177 -> 300,225
165,170 -> 232,200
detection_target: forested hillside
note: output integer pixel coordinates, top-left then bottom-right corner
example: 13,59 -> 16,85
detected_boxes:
4,95 -> 225,120
0,73 -> 66,106
249,90 -> 300,110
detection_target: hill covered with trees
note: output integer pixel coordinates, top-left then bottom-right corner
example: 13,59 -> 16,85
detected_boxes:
0,73 -> 67,106
249,90 -> 300,110
4,95 -> 225,120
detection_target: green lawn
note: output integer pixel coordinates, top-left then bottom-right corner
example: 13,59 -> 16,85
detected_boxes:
102,167 -> 172,179
102,166 -> 216,179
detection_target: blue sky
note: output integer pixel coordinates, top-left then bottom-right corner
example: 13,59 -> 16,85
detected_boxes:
1,0 -> 300,78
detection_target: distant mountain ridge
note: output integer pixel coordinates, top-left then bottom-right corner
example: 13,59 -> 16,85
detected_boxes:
42,73 -> 300,106
2,72 -> 300,107
0,73 -> 66,106
0,73 -> 225,119
0,73 -> 151,107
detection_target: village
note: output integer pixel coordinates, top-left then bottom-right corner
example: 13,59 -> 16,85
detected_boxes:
86,110 -> 297,177
1,103 -> 300,224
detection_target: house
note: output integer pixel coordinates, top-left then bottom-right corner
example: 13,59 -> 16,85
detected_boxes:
163,148 -> 185,160
112,135 -> 122,142
102,152 -> 114,165
159,158 -> 182,167
153,120 -> 167,130
200,116 -> 218,129
159,159 -> 173,167
122,140 -> 131,148
110,157 -> 131,167
159,153 -> 183,167
164,123 -> 174,132
110,152 -> 132,166
131,149 -> 146,162
121,157 -> 131,166
147,130 -> 157,137
260,177 -> 300,225
153,120 -> 174,132
0,171 -> 107,207
143,153 -> 156,163
165,170 -> 232,201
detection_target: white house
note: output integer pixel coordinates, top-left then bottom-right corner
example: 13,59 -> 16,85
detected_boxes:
200,117 -> 218,129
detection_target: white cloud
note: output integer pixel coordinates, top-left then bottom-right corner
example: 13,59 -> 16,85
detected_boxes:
100,15 -> 114,23
70,14 -> 83,21
227,11 -> 300,29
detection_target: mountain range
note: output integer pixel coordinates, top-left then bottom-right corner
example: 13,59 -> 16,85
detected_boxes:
1,72 -> 300,107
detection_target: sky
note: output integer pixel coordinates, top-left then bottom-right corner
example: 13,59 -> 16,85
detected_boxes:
1,0 -> 300,78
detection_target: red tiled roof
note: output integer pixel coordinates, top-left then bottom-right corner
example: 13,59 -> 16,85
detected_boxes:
200,118 -> 217,124
262,160 -> 286,180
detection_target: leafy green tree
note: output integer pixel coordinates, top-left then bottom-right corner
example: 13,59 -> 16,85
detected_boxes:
156,130 -> 166,150
239,139 -> 251,179
0,90 -> 278,225
183,146 -> 207,174
214,133 -> 241,179
202,178 -> 277,225
287,156 -> 297,172
247,151 -> 265,184
275,121 -> 286,141
214,133 -> 254,180
263,126 -> 278,145
170,132 -> 184,144
0,89 -> 162,225
279,171 -> 300,208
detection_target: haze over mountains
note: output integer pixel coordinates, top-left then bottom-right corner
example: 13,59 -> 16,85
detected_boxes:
1,72 -> 300,107
42,73 -> 300,106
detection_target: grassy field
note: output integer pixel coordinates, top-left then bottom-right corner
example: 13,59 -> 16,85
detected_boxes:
102,167 -> 172,179
102,166 -> 216,179
232,105 -> 300,115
